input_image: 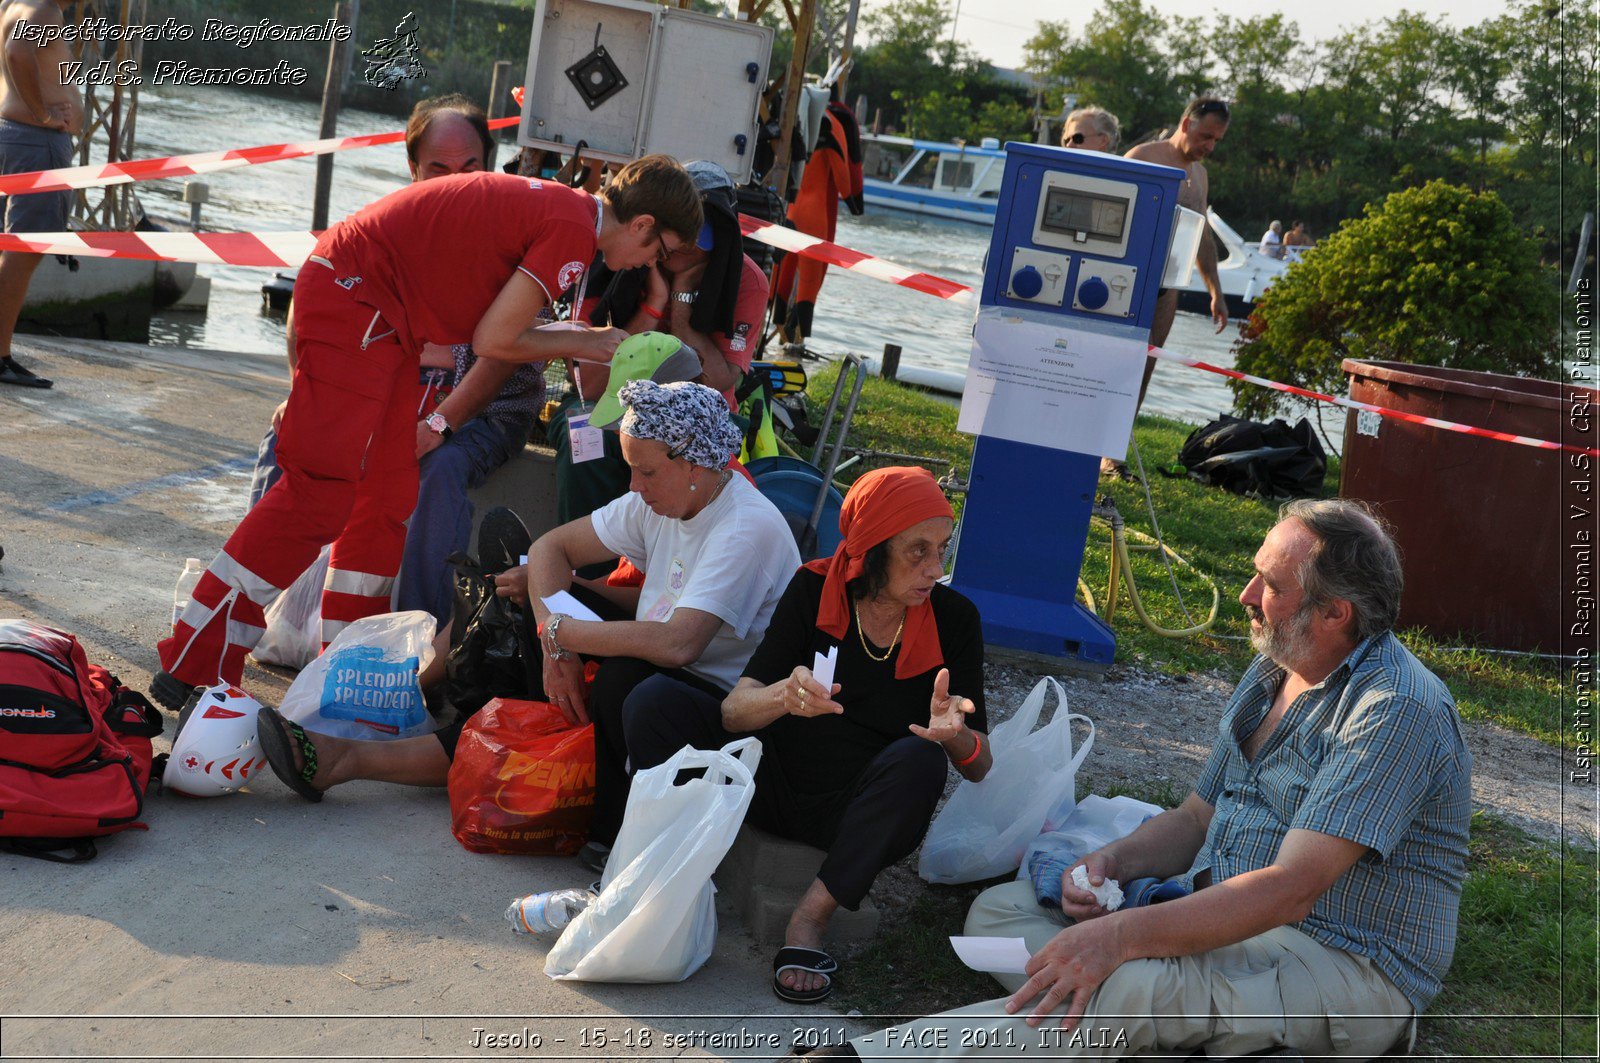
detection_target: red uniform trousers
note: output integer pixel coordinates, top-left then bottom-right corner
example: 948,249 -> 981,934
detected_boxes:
158,262 -> 422,687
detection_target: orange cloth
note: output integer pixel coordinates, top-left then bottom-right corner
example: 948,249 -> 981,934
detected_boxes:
776,111 -> 853,306
802,466 -> 954,679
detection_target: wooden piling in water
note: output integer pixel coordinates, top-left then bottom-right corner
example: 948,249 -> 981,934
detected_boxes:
312,0 -> 358,231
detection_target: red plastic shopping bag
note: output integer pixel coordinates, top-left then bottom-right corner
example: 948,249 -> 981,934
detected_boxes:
447,698 -> 595,855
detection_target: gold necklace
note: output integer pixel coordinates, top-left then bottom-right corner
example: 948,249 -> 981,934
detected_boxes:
854,601 -> 905,662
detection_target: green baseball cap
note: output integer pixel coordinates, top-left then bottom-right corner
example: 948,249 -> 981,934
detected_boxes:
589,332 -> 703,429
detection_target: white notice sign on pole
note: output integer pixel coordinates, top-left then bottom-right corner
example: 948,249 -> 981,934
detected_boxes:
957,308 -> 1145,458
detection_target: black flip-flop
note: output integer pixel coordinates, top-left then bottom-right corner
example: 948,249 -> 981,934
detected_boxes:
0,357 -> 52,388
773,946 -> 838,1005
256,706 -> 324,802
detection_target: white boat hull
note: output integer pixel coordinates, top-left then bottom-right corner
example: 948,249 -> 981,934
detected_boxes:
863,181 -> 995,225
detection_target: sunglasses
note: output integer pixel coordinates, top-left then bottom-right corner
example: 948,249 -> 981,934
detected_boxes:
1066,132 -> 1086,145
1190,100 -> 1231,122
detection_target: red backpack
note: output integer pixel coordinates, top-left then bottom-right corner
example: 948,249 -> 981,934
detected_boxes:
0,619 -> 164,862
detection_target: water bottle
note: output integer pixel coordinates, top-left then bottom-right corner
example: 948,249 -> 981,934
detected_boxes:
505,888 -> 594,934
172,558 -> 206,626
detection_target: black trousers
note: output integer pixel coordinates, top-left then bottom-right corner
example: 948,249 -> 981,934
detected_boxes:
587,657 -> 729,844
620,673 -> 947,910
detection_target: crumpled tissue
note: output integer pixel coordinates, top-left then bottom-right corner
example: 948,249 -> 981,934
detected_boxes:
1070,864 -> 1125,911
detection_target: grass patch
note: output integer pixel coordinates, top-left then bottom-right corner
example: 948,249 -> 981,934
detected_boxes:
1417,814 -> 1599,1057
803,364 -> 1566,747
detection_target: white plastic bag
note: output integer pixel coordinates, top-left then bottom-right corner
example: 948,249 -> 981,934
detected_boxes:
545,737 -> 762,983
252,546 -> 329,669
276,610 -> 437,740
918,677 -> 1093,884
1015,794 -> 1164,882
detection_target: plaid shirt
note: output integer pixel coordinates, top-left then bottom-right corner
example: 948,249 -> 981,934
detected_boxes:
1194,631 -> 1472,1010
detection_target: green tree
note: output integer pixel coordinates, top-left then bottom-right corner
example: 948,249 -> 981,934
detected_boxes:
1231,181 -> 1562,419
850,0 -> 1023,137
1495,0 -> 1598,259
1024,0 -> 1180,144
1203,14 -> 1303,235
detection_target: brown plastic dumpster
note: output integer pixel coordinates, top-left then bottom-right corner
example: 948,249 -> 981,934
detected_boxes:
1340,359 -> 1596,653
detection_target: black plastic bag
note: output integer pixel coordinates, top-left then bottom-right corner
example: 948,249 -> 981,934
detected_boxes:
1169,414 -> 1327,500
444,551 -> 541,717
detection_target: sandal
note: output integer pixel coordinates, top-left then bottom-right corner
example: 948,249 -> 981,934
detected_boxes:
256,706 -> 324,802
773,945 -> 838,1005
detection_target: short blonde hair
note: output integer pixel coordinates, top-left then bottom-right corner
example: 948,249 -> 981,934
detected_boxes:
1064,106 -> 1121,150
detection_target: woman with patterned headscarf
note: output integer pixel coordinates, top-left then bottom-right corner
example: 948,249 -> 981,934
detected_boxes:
255,381 -> 799,817
523,380 -> 800,857
618,466 -> 991,1004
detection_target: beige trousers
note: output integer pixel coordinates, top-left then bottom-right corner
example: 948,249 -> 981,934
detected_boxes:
851,880 -> 1414,1061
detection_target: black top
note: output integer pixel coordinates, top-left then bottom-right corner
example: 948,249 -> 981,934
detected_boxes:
742,568 -> 987,800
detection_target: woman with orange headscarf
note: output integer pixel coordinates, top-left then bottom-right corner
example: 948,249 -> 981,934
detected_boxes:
616,466 -> 991,1004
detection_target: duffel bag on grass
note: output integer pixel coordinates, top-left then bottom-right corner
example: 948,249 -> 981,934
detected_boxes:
0,619 -> 163,862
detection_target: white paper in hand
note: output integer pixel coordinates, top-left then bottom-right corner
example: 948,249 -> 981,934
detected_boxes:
949,936 -> 1031,974
541,589 -> 604,623
811,645 -> 838,692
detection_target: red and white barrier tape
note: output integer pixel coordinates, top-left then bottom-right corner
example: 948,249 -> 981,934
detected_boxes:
736,214 -> 974,305
0,117 -> 518,197
0,229 -> 314,266
1144,346 -> 1593,457
3,216 -> 1586,456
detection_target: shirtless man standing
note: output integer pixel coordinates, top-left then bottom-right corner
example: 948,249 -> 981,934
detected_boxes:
0,0 -> 83,389
1123,97 -> 1230,405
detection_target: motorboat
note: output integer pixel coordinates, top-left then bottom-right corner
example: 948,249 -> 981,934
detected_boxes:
1172,210 -> 1292,318
859,133 -> 1004,224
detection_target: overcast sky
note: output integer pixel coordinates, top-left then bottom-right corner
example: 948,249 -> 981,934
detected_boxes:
856,0 -> 1512,70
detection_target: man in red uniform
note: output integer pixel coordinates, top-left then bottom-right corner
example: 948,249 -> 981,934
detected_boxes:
153,155 -> 702,708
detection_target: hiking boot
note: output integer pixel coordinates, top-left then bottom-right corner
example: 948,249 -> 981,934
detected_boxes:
0,356 -> 52,388
149,670 -> 200,712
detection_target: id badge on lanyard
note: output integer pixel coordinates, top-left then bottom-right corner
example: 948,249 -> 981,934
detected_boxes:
568,195 -> 606,464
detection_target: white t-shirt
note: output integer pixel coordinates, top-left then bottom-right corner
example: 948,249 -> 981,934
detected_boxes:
590,474 -> 801,691
1258,229 -> 1282,257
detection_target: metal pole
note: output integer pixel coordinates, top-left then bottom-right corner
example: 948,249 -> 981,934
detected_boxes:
835,0 -> 861,99
312,0 -> 358,231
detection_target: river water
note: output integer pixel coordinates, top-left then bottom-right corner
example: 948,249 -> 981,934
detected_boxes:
129,84 -> 1343,450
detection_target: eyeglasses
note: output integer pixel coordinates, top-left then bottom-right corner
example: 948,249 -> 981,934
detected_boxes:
650,229 -> 684,264
1190,99 -> 1231,122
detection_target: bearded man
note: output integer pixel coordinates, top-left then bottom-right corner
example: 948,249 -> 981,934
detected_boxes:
789,499 -> 1472,1062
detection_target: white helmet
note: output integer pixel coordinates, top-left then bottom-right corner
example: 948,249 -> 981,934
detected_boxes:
162,683 -> 269,797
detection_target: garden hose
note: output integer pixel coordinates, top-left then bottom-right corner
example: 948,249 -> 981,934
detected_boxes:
1079,500 -> 1220,638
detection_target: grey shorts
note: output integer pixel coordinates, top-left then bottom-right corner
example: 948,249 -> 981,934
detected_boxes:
0,119 -> 72,233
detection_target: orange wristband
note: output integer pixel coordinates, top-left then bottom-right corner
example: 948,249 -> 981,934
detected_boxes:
952,730 -> 982,767
640,303 -> 664,320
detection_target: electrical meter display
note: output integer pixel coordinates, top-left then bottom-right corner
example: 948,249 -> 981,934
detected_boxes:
1039,187 -> 1128,242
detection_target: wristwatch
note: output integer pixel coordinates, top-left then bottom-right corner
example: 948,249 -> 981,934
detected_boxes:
425,412 -> 453,440
671,290 -> 697,304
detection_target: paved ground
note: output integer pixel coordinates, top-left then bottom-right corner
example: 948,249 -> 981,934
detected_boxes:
0,335 -> 854,1062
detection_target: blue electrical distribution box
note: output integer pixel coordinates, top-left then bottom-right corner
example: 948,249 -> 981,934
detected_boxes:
949,142 -> 1186,665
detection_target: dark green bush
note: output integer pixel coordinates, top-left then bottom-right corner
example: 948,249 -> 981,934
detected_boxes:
1230,180 -> 1562,419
